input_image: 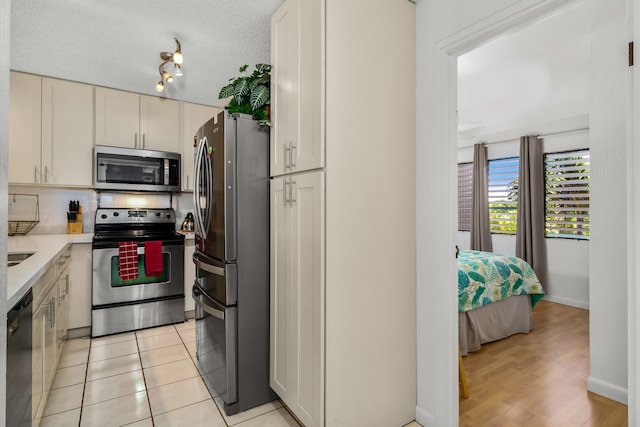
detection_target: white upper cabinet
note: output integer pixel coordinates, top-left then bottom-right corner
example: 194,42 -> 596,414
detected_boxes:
9,72 -> 42,184
180,102 -> 222,191
270,0 -> 323,177
139,95 -> 181,152
95,87 -> 181,153
41,77 -> 94,186
9,72 -> 94,186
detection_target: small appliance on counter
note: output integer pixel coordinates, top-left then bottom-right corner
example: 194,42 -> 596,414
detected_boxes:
8,193 -> 39,236
181,212 -> 194,232
67,200 -> 83,234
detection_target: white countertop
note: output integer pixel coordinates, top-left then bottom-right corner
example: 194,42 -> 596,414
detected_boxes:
7,233 -> 93,308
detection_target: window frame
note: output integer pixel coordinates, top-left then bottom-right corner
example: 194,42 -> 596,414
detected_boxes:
487,156 -> 519,235
544,148 -> 590,240
457,162 -> 473,232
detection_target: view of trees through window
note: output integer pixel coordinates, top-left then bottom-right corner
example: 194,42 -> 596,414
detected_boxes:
488,157 -> 519,234
545,149 -> 590,239
457,149 -> 589,240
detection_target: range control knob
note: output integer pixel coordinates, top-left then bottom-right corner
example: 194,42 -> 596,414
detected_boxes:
101,214 -> 107,219
113,211 -> 119,217
165,214 -> 171,219
155,212 -> 161,217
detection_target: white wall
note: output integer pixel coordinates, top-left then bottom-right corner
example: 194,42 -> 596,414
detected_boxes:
416,1 -> 629,425
8,185 -> 196,235
457,116 -> 590,309
587,0 -> 629,403
0,0 -> 9,422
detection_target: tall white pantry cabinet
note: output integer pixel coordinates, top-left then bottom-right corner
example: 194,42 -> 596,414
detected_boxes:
269,1 -> 416,427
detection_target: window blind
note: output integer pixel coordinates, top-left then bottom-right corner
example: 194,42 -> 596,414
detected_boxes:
488,157 -> 519,234
458,163 -> 473,231
545,149 -> 590,239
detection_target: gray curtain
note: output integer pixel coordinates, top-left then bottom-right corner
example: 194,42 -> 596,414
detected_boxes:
515,136 -> 547,290
470,143 -> 492,252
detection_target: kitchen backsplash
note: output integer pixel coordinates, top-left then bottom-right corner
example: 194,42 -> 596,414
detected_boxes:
8,185 -> 195,235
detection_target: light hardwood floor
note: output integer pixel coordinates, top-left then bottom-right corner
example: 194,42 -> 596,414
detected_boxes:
459,300 -> 628,427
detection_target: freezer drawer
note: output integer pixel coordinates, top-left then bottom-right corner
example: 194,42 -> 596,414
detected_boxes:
193,251 -> 237,306
193,282 -> 237,411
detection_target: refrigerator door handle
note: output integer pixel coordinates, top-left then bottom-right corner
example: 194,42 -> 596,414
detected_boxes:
204,138 -> 213,233
193,137 -> 203,232
193,253 -> 226,276
192,282 -> 225,320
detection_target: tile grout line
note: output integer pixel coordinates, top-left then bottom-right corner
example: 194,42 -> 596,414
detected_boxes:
134,328 -> 156,427
78,341 -> 90,427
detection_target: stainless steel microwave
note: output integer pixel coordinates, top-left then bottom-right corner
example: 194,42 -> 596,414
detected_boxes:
94,145 -> 181,192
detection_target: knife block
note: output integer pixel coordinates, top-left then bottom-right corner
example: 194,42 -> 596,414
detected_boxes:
67,213 -> 83,234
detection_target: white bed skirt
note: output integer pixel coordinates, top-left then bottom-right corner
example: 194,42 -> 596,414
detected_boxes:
458,294 -> 533,356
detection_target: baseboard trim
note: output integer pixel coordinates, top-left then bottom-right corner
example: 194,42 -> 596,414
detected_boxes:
415,406 -> 436,427
542,295 -> 589,310
67,326 -> 91,339
587,376 -> 628,404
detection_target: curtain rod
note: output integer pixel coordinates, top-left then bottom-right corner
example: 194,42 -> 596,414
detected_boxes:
477,126 -> 590,147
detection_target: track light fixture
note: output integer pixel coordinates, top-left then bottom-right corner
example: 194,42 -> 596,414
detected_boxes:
155,38 -> 183,93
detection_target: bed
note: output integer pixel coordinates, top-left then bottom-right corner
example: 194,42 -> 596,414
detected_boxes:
458,249 -> 544,355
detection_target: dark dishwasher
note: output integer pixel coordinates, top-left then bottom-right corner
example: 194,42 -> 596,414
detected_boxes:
7,289 -> 33,427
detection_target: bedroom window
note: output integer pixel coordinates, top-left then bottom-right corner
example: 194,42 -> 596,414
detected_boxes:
488,157 -> 519,234
458,163 -> 473,231
545,149 -> 590,239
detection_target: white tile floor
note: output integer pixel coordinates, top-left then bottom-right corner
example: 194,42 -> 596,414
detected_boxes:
38,320 -> 302,427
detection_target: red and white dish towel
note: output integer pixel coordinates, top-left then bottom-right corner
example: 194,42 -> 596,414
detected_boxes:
118,241 -> 138,280
144,241 -> 163,277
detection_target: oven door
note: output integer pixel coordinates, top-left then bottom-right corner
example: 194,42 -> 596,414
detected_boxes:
92,242 -> 184,306
193,281 -> 237,408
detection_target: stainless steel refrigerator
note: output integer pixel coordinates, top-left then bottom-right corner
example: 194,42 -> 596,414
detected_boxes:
192,110 -> 276,415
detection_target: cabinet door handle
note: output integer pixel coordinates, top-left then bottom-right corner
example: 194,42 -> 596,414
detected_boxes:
284,144 -> 290,170
290,179 -> 296,206
44,166 -> 48,183
49,297 -> 55,328
186,175 -> 189,190
134,133 -> 138,148
143,134 -> 146,149
34,166 -> 38,183
284,178 -> 290,207
290,142 -> 296,167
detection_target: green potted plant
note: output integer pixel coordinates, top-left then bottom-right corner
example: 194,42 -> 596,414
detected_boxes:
219,63 -> 271,124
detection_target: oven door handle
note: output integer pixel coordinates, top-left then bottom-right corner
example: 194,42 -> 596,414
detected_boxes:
192,282 -> 225,320
192,253 -> 226,276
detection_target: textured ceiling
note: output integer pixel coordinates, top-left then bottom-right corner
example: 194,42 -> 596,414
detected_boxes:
457,1 -> 591,144
10,0 -> 284,106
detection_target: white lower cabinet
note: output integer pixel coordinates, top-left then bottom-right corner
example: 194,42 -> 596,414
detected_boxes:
270,171 -> 324,427
68,243 -> 92,330
32,247 -> 71,423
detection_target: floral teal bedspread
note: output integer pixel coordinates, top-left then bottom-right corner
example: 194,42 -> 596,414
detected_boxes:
458,249 -> 544,312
